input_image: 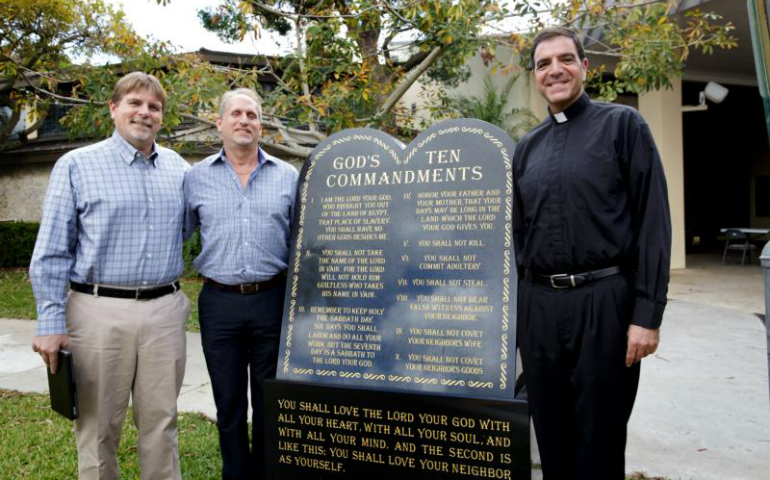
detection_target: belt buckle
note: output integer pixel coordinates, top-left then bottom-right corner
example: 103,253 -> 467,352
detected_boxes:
549,274 -> 575,289
134,287 -> 156,302
240,283 -> 257,294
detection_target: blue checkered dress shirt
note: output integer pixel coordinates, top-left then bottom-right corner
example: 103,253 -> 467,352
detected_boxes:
184,148 -> 298,285
30,132 -> 189,335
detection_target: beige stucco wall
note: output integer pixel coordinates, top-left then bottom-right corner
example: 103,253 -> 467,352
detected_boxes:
638,78 -> 686,270
0,153 -> 206,223
527,74 -> 549,121
397,45 -> 532,131
0,163 -> 52,222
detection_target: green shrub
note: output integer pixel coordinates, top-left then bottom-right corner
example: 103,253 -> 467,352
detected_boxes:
0,221 -> 200,275
183,229 -> 202,278
0,222 -> 39,268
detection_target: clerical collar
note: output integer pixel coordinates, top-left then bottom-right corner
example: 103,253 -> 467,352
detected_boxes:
548,92 -> 590,124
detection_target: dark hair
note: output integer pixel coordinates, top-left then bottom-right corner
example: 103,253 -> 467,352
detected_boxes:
530,27 -> 586,69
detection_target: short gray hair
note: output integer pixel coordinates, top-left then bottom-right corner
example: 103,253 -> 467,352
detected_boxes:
218,88 -> 262,121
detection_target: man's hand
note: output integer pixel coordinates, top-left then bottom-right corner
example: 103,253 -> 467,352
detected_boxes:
626,325 -> 659,367
32,335 -> 69,374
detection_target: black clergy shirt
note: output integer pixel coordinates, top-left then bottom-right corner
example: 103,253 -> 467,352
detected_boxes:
512,93 -> 672,329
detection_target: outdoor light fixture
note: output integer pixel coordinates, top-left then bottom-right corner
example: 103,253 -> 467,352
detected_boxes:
683,81 -> 730,113
700,81 -> 729,105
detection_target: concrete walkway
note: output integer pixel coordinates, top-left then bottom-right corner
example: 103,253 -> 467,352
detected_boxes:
1,253 -> 768,479
0,320 -> 218,420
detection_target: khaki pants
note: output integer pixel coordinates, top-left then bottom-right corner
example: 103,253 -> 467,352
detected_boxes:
66,289 -> 190,480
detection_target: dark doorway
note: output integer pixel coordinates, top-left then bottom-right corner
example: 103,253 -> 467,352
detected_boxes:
682,81 -> 769,252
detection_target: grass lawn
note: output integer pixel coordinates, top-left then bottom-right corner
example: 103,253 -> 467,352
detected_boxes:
181,278 -> 203,332
0,270 -> 36,320
0,270 -> 203,331
0,389 -> 220,479
0,390 -> 672,480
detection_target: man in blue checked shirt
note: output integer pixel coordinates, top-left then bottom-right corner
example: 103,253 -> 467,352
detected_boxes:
184,88 -> 298,480
30,72 -> 191,480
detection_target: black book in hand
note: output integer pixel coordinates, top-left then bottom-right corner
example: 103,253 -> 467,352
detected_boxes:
47,349 -> 78,420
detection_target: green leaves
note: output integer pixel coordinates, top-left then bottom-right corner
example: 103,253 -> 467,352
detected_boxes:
442,74 -> 539,141
0,0 -> 147,144
190,0 -> 510,140
2,0 -> 738,156
537,0 -> 737,99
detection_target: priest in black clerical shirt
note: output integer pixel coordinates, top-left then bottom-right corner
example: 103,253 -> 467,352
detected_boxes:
513,27 -> 671,480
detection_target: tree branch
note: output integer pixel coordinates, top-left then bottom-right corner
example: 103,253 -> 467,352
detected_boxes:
293,15 -> 320,130
376,45 -> 444,119
401,49 -> 431,72
382,0 -> 420,29
180,113 -> 216,127
253,0 -> 382,20
18,110 -> 49,142
263,115 -> 326,141
260,138 -> 313,158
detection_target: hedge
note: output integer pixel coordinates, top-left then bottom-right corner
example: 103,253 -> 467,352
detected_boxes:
0,222 -> 39,268
0,221 -> 201,275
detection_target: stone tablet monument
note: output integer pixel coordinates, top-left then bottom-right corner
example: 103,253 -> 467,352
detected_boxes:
265,119 -> 529,479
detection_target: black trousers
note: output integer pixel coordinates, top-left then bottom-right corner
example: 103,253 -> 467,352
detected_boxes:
517,274 -> 641,480
199,282 -> 285,480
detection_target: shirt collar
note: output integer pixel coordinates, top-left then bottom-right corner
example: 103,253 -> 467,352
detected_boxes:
110,131 -> 159,166
214,147 -> 274,166
548,92 -> 590,125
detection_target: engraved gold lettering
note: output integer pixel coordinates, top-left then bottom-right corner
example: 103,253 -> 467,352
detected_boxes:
448,431 -> 482,444
351,451 -> 385,463
293,456 -> 344,472
277,426 -> 302,439
450,463 -> 512,479
393,441 -> 416,452
278,440 -> 299,452
329,432 -> 356,445
387,455 -> 416,468
419,458 -> 449,472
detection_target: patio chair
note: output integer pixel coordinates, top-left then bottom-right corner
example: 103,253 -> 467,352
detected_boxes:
722,229 -> 757,265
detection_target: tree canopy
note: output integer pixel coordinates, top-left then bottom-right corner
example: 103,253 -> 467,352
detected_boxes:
0,0 -> 137,143
0,0 -> 259,152
0,0 -> 737,157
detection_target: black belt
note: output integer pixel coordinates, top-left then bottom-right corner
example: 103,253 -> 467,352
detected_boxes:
203,274 -> 286,295
70,281 -> 180,300
528,266 -> 622,289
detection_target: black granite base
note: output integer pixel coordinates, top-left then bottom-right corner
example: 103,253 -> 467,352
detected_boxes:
265,379 -> 530,480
